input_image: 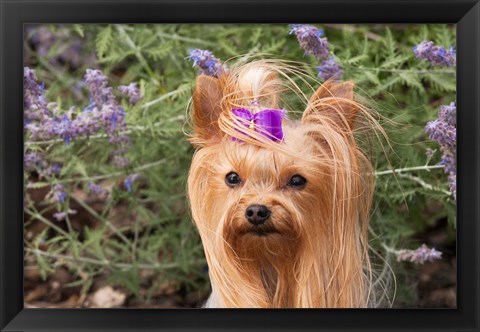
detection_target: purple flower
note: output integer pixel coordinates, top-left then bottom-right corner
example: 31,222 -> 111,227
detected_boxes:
438,102 -> 456,126
24,152 -> 44,172
24,67 -> 49,119
28,26 -> 56,56
84,69 -> 116,107
425,102 -> 456,200
27,26 -> 89,69
317,57 -> 344,81
187,49 -> 225,77
124,173 -> 140,192
425,119 -> 456,150
42,163 -> 62,177
53,115 -> 76,145
50,184 -> 67,203
88,182 -> 105,196
396,244 -> 442,264
413,41 -> 456,67
53,209 -> 77,221
118,83 -> 143,105
109,135 -> 131,146
425,102 -> 457,200
52,163 -> 60,174
83,69 -> 131,169
114,156 -> 130,168
74,109 -> 102,135
289,24 -> 329,61
24,66 -> 134,201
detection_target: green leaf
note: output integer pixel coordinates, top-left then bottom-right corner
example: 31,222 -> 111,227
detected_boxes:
380,55 -> 409,69
107,267 -> 141,296
399,72 -> 424,92
74,160 -> 88,177
424,72 -> 456,92
146,42 -> 174,61
96,25 -> 113,59
372,75 -> 402,95
249,27 -> 263,45
262,39 -> 285,54
383,28 -> 396,57
346,54 -> 367,65
364,71 -> 381,85
73,24 -> 85,38
27,181 -> 50,189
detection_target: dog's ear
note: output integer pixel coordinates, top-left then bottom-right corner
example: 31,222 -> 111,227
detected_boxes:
190,75 -> 224,147
303,80 -> 358,131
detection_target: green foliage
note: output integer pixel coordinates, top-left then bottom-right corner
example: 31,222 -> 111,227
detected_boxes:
24,23 -> 456,307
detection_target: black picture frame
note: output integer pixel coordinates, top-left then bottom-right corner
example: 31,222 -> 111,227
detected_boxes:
1,0 -> 479,331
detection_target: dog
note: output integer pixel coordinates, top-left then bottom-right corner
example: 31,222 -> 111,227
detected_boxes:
187,60 -> 378,308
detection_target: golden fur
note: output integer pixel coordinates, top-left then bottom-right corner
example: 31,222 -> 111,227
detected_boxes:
187,60 -> 379,308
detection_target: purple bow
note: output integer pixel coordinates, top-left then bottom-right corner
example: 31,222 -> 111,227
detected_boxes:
231,108 -> 285,142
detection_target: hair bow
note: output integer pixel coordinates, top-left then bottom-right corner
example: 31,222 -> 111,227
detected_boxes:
231,108 -> 285,142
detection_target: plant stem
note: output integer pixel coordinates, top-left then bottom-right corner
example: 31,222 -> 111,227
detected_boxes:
53,158 -> 168,185
26,248 -> 206,271
345,65 -> 455,75
141,85 -> 190,109
155,31 -> 216,47
374,164 -> 444,176
397,172 -> 452,195
115,25 -> 159,86
70,194 -> 132,246
25,209 -> 71,238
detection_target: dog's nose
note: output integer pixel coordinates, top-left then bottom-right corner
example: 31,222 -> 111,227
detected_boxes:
245,205 -> 271,225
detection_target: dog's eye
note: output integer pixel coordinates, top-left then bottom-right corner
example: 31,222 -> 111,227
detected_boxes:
288,174 -> 307,189
225,172 -> 241,187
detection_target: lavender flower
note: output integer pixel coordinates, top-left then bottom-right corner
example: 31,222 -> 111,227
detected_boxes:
24,152 -> 44,172
396,244 -> 442,264
27,26 -> 91,69
424,119 -> 456,150
74,109 -> 102,135
438,102 -> 456,126
50,164 -> 61,175
52,209 -> 77,221
24,67 -> 135,197
53,115 -> 76,145
28,26 -> 56,56
425,102 -> 457,200
124,173 -> 140,192
118,83 -> 143,105
113,156 -> 130,168
413,41 -> 456,67
84,69 -> 116,107
187,49 -> 225,77
442,153 -> 456,201
24,150 -> 60,177
50,184 -> 67,203
289,24 -> 329,61
317,56 -> 344,81
83,69 -> 131,169
24,67 -> 49,118
88,182 -> 105,196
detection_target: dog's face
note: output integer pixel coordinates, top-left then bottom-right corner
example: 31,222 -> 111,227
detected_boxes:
187,61 -> 375,307
192,128 -> 334,263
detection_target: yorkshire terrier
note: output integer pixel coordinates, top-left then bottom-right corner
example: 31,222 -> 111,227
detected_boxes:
187,60 -> 378,308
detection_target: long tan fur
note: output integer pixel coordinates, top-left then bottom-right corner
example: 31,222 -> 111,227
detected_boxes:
187,60 -> 379,308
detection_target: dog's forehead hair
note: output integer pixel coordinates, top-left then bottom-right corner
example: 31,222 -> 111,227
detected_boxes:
213,127 -> 312,184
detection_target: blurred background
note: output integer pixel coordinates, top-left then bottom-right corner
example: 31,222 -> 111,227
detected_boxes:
23,24 -> 456,308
